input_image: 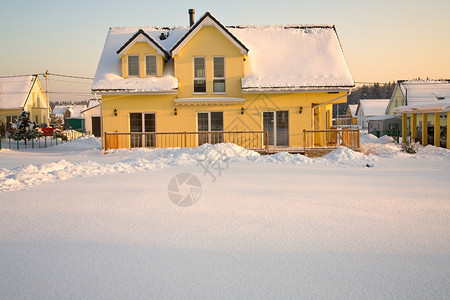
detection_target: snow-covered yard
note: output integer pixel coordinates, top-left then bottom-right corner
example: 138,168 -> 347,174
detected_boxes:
0,136 -> 449,299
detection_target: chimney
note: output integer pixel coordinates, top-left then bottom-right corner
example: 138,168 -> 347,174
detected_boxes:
189,9 -> 195,26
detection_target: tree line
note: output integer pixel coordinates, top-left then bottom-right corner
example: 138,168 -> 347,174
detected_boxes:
334,82 -> 396,117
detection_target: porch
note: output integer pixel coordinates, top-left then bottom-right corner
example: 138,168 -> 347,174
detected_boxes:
104,128 -> 360,156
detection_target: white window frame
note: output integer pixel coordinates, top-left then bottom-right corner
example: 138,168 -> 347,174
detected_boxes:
193,57 -> 206,94
213,56 -> 226,94
129,112 -> 157,148
145,55 -> 157,76
127,55 -> 140,77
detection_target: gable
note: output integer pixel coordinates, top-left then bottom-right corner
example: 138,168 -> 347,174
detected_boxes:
117,29 -> 169,59
171,12 -> 248,56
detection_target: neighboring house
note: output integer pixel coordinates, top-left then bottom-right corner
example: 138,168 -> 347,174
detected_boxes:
82,100 -> 101,137
356,99 -> 390,130
52,104 -> 86,131
92,11 -> 354,149
367,115 -> 402,138
0,75 -> 49,135
335,104 -> 357,126
388,80 -> 450,148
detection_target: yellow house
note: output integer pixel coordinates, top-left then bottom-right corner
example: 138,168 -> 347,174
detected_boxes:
388,80 -> 450,148
92,11 -> 354,150
0,75 -> 49,136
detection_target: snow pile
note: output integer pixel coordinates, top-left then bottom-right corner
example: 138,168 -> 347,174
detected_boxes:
93,74 -> 178,92
360,134 -> 395,144
319,146 -> 371,165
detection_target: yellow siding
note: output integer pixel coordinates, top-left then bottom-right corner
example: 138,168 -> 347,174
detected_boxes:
102,91 -> 347,148
174,26 -> 244,98
122,42 -> 164,78
387,85 -> 405,114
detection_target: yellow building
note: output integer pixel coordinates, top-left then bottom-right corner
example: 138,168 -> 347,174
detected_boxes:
388,80 -> 450,148
92,11 -> 354,150
0,75 -> 49,136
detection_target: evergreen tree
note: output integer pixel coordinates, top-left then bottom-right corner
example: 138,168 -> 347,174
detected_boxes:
10,111 -> 42,142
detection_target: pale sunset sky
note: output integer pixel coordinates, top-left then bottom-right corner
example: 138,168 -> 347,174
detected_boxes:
0,0 -> 449,101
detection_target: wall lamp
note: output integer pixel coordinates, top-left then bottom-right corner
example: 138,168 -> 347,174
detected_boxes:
299,106 -> 303,114
114,109 -> 118,116
241,107 -> 245,115
174,108 -> 177,116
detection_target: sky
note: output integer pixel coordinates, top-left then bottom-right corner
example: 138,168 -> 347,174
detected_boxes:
1,0 -> 449,102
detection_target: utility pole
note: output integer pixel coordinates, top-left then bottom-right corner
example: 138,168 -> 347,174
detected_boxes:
44,70 -> 50,126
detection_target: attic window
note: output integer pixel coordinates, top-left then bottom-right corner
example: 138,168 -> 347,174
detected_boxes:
146,55 -> 157,76
128,55 -> 139,76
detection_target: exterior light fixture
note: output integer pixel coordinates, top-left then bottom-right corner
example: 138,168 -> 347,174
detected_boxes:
299,106 -> 303,114
114,109 -> 117,116
174,108 -> 177,116
241,107 -> 244,115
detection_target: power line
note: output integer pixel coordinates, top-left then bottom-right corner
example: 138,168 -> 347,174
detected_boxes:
47,73 -> 93,80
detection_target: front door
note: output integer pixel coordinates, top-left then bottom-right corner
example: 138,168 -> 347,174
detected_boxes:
263,111 -> 289,146
91,117 -> 101,137
197,112 -> 223,145
130,113 -> 156,148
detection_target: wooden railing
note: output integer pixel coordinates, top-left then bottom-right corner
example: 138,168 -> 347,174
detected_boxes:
303,128 -> 360,151
104,130 -> 269,152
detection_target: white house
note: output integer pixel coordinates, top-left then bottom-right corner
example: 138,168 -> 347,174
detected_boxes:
81,100 -> 101,137
356,99 -> 390,129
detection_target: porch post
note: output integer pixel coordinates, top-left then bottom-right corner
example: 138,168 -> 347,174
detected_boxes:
434,113 -> 440,147
402,114 -> 408,143
422,114 -> 428,146
411,113 -> 417,141
447,112 -> 449,149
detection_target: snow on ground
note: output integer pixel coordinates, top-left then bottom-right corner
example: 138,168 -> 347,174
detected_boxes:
0,135 -> 449,299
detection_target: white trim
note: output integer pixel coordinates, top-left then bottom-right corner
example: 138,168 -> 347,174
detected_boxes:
175,97 -> 245,106
118,33 -> 166,58
127,55 -> 140,77
171,15 -> 248,56
193,57 -> 206,94
213,56 -> 226,93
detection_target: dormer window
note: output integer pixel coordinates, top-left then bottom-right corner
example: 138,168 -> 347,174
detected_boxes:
146,55 -> 157,76
128,55 -> 139,76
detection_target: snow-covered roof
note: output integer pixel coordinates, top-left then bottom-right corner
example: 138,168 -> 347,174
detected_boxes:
348,104 -> 358,117
357,99 -> 390,117
0,75 -> 36,109
398,80 -> 450,106
92,12 -> 354,94
81,100 -> 101,113
52,105 -> 87,119
366,115 -> 399,121
392,100 -> 450,114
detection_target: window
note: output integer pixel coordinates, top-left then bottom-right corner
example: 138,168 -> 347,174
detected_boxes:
213,57 -> 225,93
129,113 -> 156,148
145,55 -> 157,76
128,55 -> 139,76
194,57 -> 206,93
197,112 -> 223,145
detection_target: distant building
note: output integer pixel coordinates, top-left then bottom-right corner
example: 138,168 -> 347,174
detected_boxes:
81,100 -> 101,137
356,99 -> 390,130
389,80 -> 450,148
0,75 -> 49,135
51,104 -> 86,131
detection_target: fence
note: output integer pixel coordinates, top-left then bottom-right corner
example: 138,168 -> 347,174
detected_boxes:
0,129 -> 88,150
303,128 -> 360,151
0,135 -> 69,150
105,131 -> 269,152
